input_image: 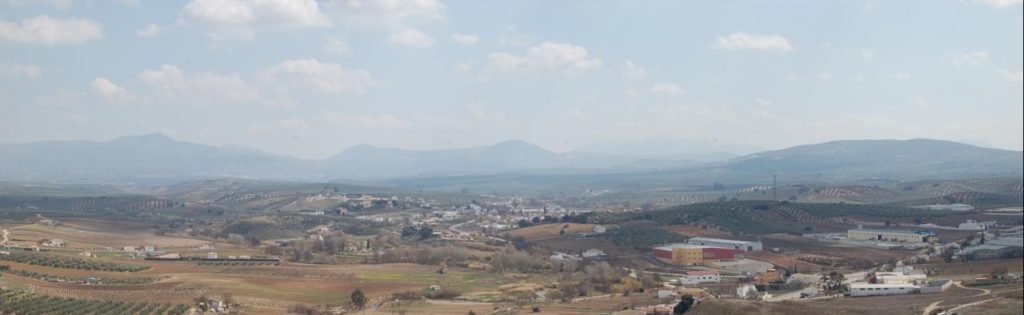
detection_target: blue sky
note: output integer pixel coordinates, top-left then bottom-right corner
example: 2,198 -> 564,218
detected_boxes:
1,0 -> 1021,159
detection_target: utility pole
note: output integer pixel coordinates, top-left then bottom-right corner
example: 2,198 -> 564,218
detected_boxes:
772,174 -> 778,201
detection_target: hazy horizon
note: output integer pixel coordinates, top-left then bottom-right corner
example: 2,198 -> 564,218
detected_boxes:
2,0 -> 1022,159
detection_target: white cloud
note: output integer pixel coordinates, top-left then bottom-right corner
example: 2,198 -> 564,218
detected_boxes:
999,69 -> 1023,82
848,74 -> 866,81
487,42 -> 602,74
622,60 -> 647,80
264,59 -> 374,95
139,65 -> 258,102
648,83 -> 685,95
0,63 -> 42,79
136,24 -> 162,37
714,32 -> 793,54
337,0 -> 446,29
2,0 -> 74,9
322,37 -> 350,55
860,48 -> 875,59
388,28 -> 434,47
814,72 -> 834,81
970,0 -> 1023,7
182,0 -> 330,41
91,77 -> 133,103
950,51 -> 989,66
450,33 -> 479,46
0,15 -> 102,45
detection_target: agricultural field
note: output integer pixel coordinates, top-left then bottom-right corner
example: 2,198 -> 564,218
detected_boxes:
5,222 -> 211,250
587,201 -> 960,236
505,223 -> 596,241
0,288 -> 190,315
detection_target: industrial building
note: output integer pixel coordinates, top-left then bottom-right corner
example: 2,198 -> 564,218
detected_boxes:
847,228 -> 936,243
679,270 -> 721,285
687,237 -> 763,252
652,243 -> 744,265
849,282 -> 920,296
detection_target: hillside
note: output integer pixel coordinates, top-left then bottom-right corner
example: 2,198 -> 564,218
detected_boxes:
0,134 -> 313,184
585,201 -> 959,236
713,139 -> 1022,180
1,136 -> 1019,185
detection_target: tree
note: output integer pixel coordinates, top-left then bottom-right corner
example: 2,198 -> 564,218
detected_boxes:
418,227 -> 434,240
672,295 -> 695,314
819,271 -> 847,296
401,226 -> 418,238
351,289 -> 367,310
467,311 -> 476,315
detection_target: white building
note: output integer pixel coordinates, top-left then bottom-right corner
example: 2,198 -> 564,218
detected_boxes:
679,271 -> 720,285
687,237 -> 762,252
849,283 -> 919,296
582,248 -> 606,258
207,252 -> 218,259
958,220 -> 994,230
847,228 -> 935,243
874,272 -> 927,285
735,284 -> 757,299
592,225 -> 607,234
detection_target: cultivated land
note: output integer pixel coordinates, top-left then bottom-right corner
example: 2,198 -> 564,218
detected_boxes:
0,176 -> 1020,314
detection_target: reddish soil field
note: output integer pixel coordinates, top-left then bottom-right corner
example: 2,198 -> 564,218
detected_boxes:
506,223 -> 596,241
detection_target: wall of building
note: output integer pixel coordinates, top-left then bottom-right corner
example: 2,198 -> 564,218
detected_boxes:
702,247 -> 743,260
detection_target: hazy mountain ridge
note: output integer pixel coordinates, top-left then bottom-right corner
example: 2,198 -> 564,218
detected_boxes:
0,135 -> 1019,185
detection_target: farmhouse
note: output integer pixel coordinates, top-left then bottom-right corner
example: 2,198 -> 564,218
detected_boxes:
652,243 -> 743,265
679,270 -> 721,285
958,220 -> 994,230
847,228 -> 935,243
592,225 -> 607,234
582,248 -> 606,258
687,237 -> 762,252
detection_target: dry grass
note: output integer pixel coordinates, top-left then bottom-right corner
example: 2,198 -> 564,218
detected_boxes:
506,223 -> 596,241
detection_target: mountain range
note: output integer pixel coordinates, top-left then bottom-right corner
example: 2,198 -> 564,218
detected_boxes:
0,134 -> 1020,185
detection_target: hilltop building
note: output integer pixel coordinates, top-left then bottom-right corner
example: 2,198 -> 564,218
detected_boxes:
687,237 -> 762,252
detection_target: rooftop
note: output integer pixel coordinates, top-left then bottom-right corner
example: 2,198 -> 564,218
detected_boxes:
849,228 -> 935,235
684,270 -> 719,276
688,237 -> 759,245
850,282 -> 919,288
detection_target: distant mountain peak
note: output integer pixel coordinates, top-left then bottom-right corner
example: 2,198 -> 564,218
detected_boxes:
112,133 -> 176,143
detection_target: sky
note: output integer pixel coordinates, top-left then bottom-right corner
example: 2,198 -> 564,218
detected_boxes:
1,0 -> 1022,159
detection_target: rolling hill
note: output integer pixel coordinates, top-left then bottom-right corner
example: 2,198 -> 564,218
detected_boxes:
0,135 -> 1019,186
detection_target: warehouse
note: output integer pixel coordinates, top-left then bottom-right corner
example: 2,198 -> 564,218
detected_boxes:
847,228 -> 936,243
652,243 -> 744,265
687,237 -> 763,252
849,283 -> 920,297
